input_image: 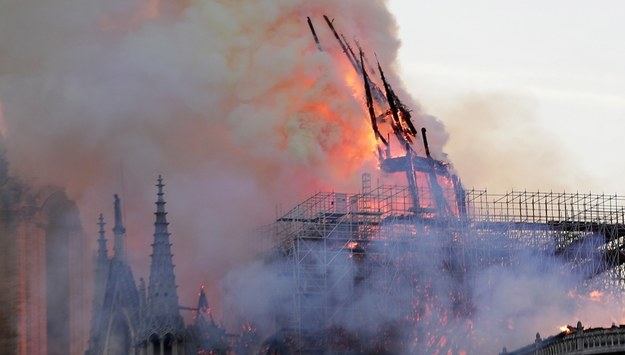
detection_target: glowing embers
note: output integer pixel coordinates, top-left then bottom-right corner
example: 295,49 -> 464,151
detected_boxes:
559,325 -> 574,334
345,241 -> 363,252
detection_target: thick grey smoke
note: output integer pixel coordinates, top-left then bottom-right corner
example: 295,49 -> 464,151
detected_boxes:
0,0 -> 450,332
2,0 -> 621,352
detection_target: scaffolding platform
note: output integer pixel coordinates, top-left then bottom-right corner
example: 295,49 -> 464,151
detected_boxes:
256,175 -> 625,353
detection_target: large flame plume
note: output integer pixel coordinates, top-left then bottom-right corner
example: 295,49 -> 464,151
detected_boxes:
0,0 -> 447,320
4,1 -> 625,354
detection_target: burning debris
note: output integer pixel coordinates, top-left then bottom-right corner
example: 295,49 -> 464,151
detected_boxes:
219,16 -> 625,355
246,181 -> 625,353
502,321 -> 625,354
80,13 -> 625,355
308,15 -> 465,220
2,0 -> 625,354
1,2 -> 415,352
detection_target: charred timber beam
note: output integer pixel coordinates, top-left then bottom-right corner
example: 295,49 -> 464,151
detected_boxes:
341,33 -> 359,70
314,15 -> 388,107
421,127 -> 431,158
418,127 -> 452,216
354,39 -> 377,76
349,39 -> 387,104
376,56 -> 417,137
307,17 -> 323,52
322,16 -> 386,104
381,148 -> 463,218
359,50 -> 388,147
323,15 -> 359,71
398,103 -> 418,136
377,59 -> 411,147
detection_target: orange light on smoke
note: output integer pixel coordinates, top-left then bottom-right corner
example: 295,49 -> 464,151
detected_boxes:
343,68 -> 362,97
589,290 -> 603,302
99,0 -> 166,32
140,0 -> 161,20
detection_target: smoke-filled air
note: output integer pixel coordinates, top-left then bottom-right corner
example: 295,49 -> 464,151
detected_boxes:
0,0 -> 428,306
0,0 -> 441,336
1,0 -> 622,354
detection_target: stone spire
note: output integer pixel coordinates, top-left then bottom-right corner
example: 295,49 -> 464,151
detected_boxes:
112,194 -> 126,260
87,214 -> 110,353
97,213 -> 108,261
146,175 -> 183,331
196,285 -> 215,327
138,277 -> 146,321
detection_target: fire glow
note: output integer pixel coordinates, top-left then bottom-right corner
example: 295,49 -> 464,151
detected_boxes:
4,0 -> 625,354
559,325 -> 573,334
589,290 -> 603,302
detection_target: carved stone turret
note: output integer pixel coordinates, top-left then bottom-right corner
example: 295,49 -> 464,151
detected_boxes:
112,194 -> 126,260
86,199 -> 139,355
86,182 -> 192,355
143,175 -> 185,354
97,214 -> 108,261
87,214 -> 110,353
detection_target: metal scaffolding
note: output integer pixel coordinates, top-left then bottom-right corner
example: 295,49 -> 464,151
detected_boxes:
465,189 -> 625,290
257,174 -> 625,353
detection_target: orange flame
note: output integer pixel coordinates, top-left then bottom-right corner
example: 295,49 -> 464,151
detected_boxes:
559,325 -> 573,334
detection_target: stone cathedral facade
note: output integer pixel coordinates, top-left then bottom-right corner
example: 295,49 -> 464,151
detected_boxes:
85,176 -> 232,355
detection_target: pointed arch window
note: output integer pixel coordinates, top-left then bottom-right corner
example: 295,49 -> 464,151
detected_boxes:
163,333 -> 174,355
149,334 -> 160,355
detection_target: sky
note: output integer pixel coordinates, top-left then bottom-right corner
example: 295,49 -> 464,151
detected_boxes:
388,0 -> 625,194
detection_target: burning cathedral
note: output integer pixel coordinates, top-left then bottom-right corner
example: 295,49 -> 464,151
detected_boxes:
79,15 -> 625,355
1,0 -> 623,353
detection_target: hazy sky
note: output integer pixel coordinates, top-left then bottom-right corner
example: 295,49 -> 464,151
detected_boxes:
388,1 -> 625,194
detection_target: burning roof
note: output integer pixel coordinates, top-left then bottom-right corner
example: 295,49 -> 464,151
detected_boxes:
305,15 -> 466,220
